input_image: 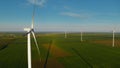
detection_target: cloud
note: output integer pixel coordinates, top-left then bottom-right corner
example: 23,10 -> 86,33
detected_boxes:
27,0 -> 47,7
100,13 -> 120,16
60,11 -> 120,19
60,12 -> 89,18
63,6 -> 71,10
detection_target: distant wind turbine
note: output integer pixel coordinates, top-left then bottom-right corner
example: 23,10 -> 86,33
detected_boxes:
24,0 -> 41,68
65,31 -> 67,38
81,31 -> 83,42
112,30 -> 115,47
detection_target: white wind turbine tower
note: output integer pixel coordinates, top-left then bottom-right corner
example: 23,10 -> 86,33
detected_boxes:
24,0 -> 41,68
112,30 -> 115,47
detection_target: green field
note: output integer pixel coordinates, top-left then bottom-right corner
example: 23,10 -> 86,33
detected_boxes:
0,32 -> 120,68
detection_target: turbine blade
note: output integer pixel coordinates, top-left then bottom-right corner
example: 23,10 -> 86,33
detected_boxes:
31,0 -> 36,29
31,31 -> 41,63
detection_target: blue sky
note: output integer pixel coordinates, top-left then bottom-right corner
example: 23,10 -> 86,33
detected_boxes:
0,0 -> 120,32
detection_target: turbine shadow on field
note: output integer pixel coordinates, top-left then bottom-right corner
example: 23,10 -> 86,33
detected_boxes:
0,44 -> 8,51
72,48 -> 93,68
44,40 -> 53,68
0,39 -> 15,51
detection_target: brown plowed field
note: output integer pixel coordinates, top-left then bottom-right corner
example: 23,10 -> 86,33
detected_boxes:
92,40 -> 120,47
43,43 -> 70,57
32,40 -> 71,68
32,59 -> 64,68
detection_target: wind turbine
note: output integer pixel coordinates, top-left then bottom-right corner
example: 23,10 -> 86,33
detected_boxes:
112,30 -> 115,47
64,31 -> 67,38
81,31 -> 83,42
24,0 -> 41,68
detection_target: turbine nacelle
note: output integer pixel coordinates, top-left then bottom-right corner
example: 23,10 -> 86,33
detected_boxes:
24,28 -> 31,32
24,28 -> 34,33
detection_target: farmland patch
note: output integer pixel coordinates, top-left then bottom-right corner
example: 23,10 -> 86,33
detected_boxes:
43,41 -> 71,57
33,58 -> 64,68
91,40 -> 120,47
0,38 -> 15,51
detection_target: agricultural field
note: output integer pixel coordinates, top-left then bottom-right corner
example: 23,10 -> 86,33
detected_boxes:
0,32 -> 120,68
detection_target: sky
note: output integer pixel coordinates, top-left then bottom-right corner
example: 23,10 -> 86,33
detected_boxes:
0,0 -> 120,32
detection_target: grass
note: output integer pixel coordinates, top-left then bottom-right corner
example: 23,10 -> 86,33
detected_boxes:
0,37 -> 27,68
0,32 -> 120,68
